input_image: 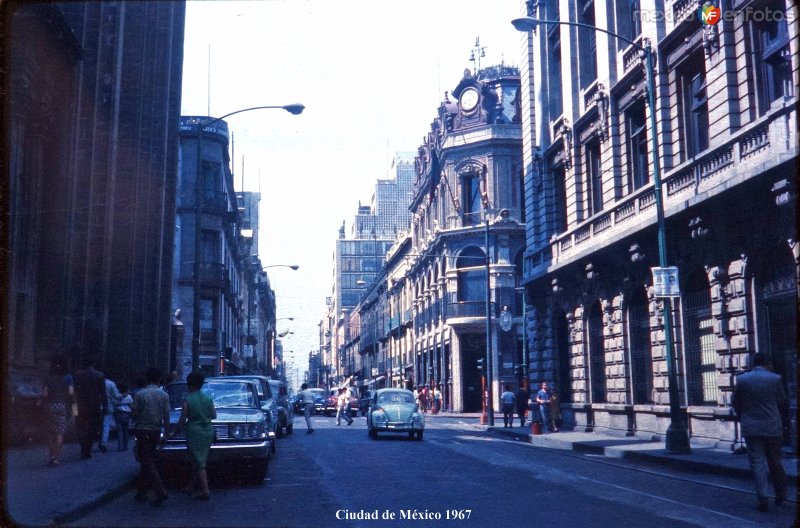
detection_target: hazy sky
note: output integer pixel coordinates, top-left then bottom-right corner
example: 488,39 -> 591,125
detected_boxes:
181,0 -> 525,377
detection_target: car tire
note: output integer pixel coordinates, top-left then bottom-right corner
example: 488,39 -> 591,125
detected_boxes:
416,431 -> 424,441
369,427 -> 377,439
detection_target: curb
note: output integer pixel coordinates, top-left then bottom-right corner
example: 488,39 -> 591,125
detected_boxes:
51,478 -> 136,526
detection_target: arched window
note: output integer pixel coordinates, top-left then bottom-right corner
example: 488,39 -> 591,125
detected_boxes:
586,301 -> 606,403
456,247 -> 486,302
627,287 -> 652,404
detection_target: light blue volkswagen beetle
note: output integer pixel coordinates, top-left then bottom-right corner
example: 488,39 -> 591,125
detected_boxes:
367,388 -> 424,440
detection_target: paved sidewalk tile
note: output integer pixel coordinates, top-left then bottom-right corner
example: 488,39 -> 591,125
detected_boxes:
4,441 -> 139,527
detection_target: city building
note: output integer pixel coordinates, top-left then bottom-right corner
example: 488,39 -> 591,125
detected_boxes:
5,2 -> 186,395
518,0 -> 797,447
173,117 -> 276,378
322,153 -> 415,386
403,65 -> 525,412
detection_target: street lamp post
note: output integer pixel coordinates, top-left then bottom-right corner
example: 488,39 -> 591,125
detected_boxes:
191,104 -> 304,375
480,165 -> 495,427
511,16 -> 690,453
515,287 -> 528,386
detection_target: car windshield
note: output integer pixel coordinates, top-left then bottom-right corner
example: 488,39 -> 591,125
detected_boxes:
203,381 -> 258,408
378,391 -> 414,405
227,376 -> 271,399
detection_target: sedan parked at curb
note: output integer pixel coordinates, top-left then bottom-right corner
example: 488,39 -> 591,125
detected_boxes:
159,379 -> 274,483
367,388 -> 424,440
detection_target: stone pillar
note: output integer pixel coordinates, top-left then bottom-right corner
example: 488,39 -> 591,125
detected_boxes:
605,294 -> 628,404
717,258 -> 753,404
569,306 -> 587,404
649,287 -> 682,406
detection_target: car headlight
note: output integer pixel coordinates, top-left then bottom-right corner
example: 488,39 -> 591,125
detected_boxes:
248,423 -> 264,438
373,409 -> 387,422
411,412 -> 422,423
230,425 -> 244,439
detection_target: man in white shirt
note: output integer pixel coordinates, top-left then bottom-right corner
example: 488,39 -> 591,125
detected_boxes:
298,383 -> 316,434
100,377 -> 121,452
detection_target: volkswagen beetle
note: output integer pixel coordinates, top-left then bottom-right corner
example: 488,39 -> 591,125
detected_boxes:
366,388 -> 424,440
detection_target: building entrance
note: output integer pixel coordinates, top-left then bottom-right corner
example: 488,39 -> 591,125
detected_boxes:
460,333 -> 485,412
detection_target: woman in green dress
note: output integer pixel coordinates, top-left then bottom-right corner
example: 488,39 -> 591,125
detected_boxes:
176,372 -> 216,499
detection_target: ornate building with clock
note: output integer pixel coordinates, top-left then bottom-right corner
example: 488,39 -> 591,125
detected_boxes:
395,64 -> 525,412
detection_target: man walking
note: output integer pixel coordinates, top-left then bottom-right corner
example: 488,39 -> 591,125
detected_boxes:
336,387 -> 353,426
298,383 -> 316,434
536,382 -> 552,433
515,383 -> 530,428
500,385 -> 515,428
732,353 -> 789,512
73,357 -> 107,459
100,376 -> 121,452
131,367 -> 170,505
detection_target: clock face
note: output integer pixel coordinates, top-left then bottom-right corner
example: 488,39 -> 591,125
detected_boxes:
460,88 -> 479,112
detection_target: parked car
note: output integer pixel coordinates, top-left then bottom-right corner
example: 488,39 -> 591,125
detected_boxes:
267,379 -> 294,436
159,379 -> 273,483
358,389 -> 376,416
293,388 -> 325,415
367,388 -> 424,440
222,375 -> 279,451
324,387 -> 358,417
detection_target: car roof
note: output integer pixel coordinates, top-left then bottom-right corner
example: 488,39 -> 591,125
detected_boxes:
376,388 -> 412,394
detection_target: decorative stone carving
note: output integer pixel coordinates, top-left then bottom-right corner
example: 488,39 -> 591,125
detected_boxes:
597,82 -> 610,142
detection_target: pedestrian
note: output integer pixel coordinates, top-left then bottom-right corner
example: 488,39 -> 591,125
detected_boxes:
432,385 -> 442,414
336,387 -> 353,426
515,383 -> 530,428
419,385 -> 429,413
500,384 -> 515,428
297,383 -> 316,434
41,355 -> 74,467
536,382 -> 552,433
131,367 -> 170,505
114,382 -> 133,451
174,371 -> 216,500
73,357 -> 106,459
100,376 -> 121,452
732,352 -> 789,512
549,388 -> 561,432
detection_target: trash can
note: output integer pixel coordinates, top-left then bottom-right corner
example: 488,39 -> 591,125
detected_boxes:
531,422 -> 542,435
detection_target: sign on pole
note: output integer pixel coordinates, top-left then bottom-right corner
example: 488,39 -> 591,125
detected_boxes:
652,266 -> 680,297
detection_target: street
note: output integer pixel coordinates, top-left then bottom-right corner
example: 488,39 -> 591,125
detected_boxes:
69,415 -> 796,528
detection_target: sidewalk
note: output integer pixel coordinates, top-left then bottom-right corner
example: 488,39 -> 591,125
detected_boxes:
4,441 -> 139,527
430,411 -> 799,482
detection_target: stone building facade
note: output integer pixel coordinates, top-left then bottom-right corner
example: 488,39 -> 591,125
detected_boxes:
5,2 -> 186,389
518,0 -> 797,447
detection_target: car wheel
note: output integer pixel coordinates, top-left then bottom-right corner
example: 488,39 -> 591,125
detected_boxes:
369,427 -> 377,439
408,432 -> 415,440
416,431 -> 424,441
271,437 -> 277,455
286,422 -> 293,435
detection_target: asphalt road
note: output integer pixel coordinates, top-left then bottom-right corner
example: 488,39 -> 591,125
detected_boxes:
69,415 -> 796,528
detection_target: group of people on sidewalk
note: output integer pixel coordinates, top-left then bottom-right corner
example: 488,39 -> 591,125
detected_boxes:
413,385 -> 442,414
37,355 -> 219,506
500,381 -> 561,432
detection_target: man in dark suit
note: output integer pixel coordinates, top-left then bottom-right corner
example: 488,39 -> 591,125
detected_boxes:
73,357 -> 107,459
732,352 -> 789,512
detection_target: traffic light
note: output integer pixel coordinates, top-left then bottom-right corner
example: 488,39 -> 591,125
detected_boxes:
476,358 -> 484,371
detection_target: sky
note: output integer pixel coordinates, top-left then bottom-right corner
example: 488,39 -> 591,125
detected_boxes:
181,0 -> 526,378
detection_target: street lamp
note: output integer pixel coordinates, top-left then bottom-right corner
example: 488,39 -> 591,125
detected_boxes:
511,16 -> 690,453
265,264 -> 300,271
480,165 -> 495,427
191,104 -> 304,375
515,287 -> 528,385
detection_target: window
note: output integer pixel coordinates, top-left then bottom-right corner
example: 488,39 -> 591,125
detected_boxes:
584,139 -> 603,216
679,56 -> 709,158
201,230 -> 219,264
552,165 -> 568,234
462,174 -> 483,226
578,0 -> 598,90
616,0 -> 642,46
548,30 -> 563,119
751,1 -> 792,114
626,103 -> 649,193
201,160 -> 220,201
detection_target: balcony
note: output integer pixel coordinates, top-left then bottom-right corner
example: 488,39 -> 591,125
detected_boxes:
199,191 -> 229,215
447,301 -> 496,320
548,102 -> 795,270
